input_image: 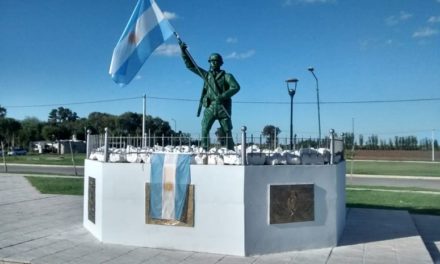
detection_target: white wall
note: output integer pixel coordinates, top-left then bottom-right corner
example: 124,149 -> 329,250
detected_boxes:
243,165 -> 346,255
84,160 -> 247,256
83,161 -> 103,240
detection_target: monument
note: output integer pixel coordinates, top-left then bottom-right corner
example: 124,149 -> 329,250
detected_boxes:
83,131 -> 346,256
92,0 -> 346,257
179,41 -> 240,150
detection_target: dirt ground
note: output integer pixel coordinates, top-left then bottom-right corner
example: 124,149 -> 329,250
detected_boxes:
350,150 -> 439,161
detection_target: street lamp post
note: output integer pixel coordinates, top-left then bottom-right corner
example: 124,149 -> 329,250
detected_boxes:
308,67 -> 321,146
285,78 -> 298,150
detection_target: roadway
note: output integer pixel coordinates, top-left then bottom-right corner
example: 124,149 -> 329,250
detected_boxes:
346,174 -> 440,190
0,163 -> 83,176
1,164 -> 439,190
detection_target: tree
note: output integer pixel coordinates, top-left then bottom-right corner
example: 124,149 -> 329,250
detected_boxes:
48,107 -> 78,123
86,112 -> 117,134
358,134 -> 364,148
262,125 -> 281,147
365,134 -> 379,149
0,105 -> 6,118
69,118 -> 88,140
41,125 -> 70,141
0,118 -> 22,147
18,117 -> 44,148
117,112 -> 142,136
342,132 -> 354,150
147,117 -> 172,136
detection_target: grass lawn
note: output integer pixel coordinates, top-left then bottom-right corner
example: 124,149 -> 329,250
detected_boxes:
347,186 -> 440,215
24,176 -> 440,216
346,160 -> 440,177
25,176 -> 84,195
4,153 -> 86,166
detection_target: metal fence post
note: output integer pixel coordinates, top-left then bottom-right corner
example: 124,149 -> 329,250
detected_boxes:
294,134 -> 297,151
241,126 -> 247,166
104,127 -> 109,163
1,141 -> 7,173
330,129 -> 335,165
259,134 -> 262,149
86,129 -> 91,159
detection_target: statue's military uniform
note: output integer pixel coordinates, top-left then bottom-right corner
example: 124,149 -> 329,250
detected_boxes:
181,49 -> 240,150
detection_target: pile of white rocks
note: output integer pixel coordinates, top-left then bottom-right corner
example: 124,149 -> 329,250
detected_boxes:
88,144 -> 342,165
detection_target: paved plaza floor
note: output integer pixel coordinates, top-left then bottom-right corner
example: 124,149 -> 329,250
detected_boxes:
0,174 -> 439,264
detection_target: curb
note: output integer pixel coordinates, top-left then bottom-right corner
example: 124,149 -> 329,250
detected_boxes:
348,174 -> 440,180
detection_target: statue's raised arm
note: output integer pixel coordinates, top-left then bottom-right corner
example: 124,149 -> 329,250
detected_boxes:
179,42 -> 208,78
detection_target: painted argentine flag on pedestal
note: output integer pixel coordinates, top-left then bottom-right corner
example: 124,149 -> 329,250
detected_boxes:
109,0 -> 174,85
150,153 -> 191,220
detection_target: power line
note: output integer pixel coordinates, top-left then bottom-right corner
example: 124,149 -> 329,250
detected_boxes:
149,96 -> 440,105
4,96 -> 143,108
318,97 -> 440,105
3,95 -> 440,109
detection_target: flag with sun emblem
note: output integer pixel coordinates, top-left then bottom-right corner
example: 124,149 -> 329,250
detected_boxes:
109,0 -> 174,85
149,153 -> 191,220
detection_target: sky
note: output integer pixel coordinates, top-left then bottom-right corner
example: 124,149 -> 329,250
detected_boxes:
1,0 -> 439,142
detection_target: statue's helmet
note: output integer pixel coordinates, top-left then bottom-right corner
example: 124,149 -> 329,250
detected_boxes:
208,53 -> 223,65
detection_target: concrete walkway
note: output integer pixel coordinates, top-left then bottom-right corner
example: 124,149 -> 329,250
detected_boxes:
0,174 -> 438,264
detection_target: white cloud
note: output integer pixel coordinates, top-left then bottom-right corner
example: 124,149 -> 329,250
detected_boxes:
134,75 -> 142,80
399,11 -> 412,20
226,37 -> 238,44
163,11 -> 178,20
385,16 -> 399,26
428,16 -> 440,23
412,27 -> 439,38
225,50 -> 256,60
154,44 -> 180,56
385,11 -> 413,26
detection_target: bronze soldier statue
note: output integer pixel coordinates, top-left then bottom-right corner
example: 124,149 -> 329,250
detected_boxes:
179,42 -> 240,150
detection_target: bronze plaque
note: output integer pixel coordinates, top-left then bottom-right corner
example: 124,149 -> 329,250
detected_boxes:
88,177 -> 96,223
145,183 -> 194,227
269,184 -> 314,224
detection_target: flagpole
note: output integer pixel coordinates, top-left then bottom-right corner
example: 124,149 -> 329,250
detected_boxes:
142,94 -> 146,148
173,32 -> 231,120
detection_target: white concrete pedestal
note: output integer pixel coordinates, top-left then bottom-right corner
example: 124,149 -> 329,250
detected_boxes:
84,159 -> 345,256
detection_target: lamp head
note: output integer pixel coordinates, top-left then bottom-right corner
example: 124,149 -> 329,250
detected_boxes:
285,78 -> 298,84
308,67 -> 314,72
285,78 -> 298,96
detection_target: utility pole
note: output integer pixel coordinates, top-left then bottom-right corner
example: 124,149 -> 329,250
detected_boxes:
432,129 -> 435,162
350,118 -> 355,178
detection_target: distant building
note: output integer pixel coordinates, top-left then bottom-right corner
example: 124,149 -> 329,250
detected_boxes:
32,140 -> 86,154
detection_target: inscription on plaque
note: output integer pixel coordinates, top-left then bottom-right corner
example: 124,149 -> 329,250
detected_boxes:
269,184 -> 314,224
88,177 -> 96,223
145,183 -> 194,227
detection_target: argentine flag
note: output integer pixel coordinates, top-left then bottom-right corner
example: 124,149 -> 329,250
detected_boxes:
109,0 -> 174,85
150,153 -> 191,221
